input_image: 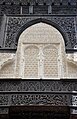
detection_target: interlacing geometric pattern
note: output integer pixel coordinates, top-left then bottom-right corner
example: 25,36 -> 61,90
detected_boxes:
44,45 -> 58,78
0,23 -> 77,79
24,44 -> 59,79
24,46 -> 39,78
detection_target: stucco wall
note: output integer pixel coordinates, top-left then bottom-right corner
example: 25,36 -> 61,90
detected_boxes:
0,23 -> 77,79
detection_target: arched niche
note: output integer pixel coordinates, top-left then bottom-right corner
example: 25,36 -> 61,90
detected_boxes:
15,22 -> 67,79
16,18 -> 68,49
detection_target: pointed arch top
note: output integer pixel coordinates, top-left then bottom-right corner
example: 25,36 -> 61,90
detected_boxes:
16,18 -> 68,51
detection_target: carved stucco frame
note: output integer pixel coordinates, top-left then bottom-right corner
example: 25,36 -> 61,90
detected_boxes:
16,18 -> 68,52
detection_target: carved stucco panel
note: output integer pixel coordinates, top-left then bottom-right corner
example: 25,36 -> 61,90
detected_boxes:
11,94 -> 70,106
0,22 -> 77,79
4,16 -> 76,49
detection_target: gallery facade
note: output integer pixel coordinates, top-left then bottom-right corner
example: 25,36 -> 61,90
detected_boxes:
0,0 -> 77,119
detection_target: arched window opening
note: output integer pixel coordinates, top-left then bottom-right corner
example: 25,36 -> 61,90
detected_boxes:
16,22 -> 65,79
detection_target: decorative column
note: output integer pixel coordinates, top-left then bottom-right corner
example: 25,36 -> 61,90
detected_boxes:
38,46 -> 44,79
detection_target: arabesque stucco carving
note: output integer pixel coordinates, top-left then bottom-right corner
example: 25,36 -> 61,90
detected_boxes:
0,23 -> 77,79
